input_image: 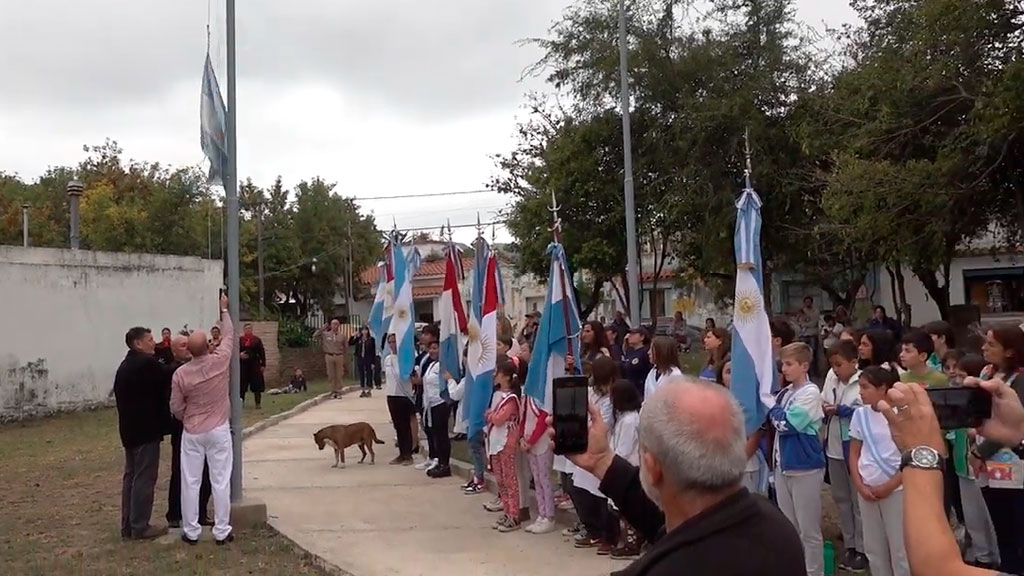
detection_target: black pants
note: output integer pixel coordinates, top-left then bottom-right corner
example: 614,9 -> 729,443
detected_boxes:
373,356 -> 382,388
121,441 -> 161,538
387,396 -> 416,458
569,480 -> 607,540
426,403 -> 451,466
359,360 -> 375,390
167,427 -> 212,524
983,487 -> 1024,574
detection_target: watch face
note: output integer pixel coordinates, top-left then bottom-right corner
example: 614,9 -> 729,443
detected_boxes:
911,446 -> 940,468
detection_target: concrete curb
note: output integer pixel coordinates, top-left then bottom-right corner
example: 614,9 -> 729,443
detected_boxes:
267,522 -> 357,576
418,439 -> 578,527
242,385 -> 360,440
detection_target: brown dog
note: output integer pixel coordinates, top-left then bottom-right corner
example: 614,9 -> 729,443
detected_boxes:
313,423 -> 385,468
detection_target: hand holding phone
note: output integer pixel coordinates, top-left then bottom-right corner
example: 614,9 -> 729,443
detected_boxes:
552,375 -> 590,455
925,386 -> 992,430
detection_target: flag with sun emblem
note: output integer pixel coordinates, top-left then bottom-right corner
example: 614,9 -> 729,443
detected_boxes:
367,261 -> 387,343
466,240 -> 499,437
524,242 -> 581,418
730,175 -> 777,435
388,233 -> 416,378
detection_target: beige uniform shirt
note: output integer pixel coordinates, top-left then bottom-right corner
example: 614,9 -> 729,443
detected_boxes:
319,328 -> 348,355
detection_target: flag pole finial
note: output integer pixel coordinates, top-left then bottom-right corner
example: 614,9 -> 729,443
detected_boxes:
548,190 -> 563,242
744,127 -> 753,190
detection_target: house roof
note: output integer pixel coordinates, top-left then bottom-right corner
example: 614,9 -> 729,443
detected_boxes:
412,285 -> 443,299
641,269 -> 676,282
359,256 -> 475,286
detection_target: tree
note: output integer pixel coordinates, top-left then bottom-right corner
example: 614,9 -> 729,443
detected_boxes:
810,0 -> 1023,319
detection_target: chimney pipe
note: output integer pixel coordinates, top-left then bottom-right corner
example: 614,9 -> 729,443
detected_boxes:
66,180 -> 84,250
21,204 -> 29,247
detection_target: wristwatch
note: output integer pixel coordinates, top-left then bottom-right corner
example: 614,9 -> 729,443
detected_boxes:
900,446 -> 944,472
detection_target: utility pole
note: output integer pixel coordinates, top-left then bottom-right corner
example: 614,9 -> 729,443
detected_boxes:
225,0 -> 243,502
346,218 -> 354,318
21,204 -> 29,247
618,0 -> 641,327
257,203 -> 264,320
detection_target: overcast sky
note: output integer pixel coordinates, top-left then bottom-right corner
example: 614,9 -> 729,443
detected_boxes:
0,0 -> 856,244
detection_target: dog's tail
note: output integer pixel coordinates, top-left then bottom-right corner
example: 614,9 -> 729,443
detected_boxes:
372,427 -> 385,445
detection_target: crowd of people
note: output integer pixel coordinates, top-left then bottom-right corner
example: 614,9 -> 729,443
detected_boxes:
375,309 -> 1024,576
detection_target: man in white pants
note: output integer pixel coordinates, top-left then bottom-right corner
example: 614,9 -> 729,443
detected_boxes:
170,292 -> 235,545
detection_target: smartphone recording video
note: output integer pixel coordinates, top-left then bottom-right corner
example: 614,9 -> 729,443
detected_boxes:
926,386 -> 992,430
552,375 -> 590,455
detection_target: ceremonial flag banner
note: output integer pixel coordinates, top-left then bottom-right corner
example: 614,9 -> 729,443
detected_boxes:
524,243 -> 581,417
367,262 -> 386,342
466,240 -> 498,436
730,178 -> 777,435
439,242 -> 468,396
382,242 -> 396,342
200,53 -> 228,186
388,235 -> 416,378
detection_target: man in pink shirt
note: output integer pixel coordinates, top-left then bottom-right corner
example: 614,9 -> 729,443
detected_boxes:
170,293 -> 234,545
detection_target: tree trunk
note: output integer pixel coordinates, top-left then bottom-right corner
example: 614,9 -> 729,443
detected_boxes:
893,265 -> 911,327
910,262 -> 952,321
577,276 -> 606,320
885,264 -> 903,326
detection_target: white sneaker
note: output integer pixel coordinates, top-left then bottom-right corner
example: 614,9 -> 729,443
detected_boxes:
414,458 -> 437,471
483,497 -> 504,512
527,517 -> 556,534
426,459 -> 439,471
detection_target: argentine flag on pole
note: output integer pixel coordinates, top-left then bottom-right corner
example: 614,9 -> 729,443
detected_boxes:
367,262 -> 386,341
200,52 -> 228,187
466,244 -> 499,437
389,235 -> 416,378
381,241 -> 396,347
524,242 -> 581,418
730,174 -> 777,435
439,242 -> 468,396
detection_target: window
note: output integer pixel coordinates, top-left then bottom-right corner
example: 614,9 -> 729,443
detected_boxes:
964,267 -> 1024,314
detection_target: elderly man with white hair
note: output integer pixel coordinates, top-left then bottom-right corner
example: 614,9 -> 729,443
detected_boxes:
561,375 -> 804,576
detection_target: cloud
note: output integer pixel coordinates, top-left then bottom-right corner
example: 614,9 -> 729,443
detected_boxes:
0,0 -> 566,120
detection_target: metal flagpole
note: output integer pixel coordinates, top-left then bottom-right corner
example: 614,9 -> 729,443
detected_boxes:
225,0 -> 243,502
619,0 -> 641,327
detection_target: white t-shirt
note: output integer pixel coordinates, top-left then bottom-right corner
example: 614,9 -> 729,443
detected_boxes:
422,361 -> 445,409
611,411 -> 640,466
383,352 -> 399,396
849,406 -> 902,489
644,366 -> 683,403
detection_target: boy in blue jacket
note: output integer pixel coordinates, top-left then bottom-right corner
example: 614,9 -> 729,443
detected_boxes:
769,342 -> 826,576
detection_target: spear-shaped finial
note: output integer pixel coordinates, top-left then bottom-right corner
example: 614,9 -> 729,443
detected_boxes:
744,127 -> 753,190
491,221 -> 496,243
548,189 -> 563,241
475,212 -> 484,238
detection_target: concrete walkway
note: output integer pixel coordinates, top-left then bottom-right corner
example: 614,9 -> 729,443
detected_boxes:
243,393 -> 619,576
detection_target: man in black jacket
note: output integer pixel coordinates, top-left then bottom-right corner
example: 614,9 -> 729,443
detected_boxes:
565,376 -> 804,576
114,326 -> 171,540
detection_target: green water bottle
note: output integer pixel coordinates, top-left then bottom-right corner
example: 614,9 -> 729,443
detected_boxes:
824,540 -> 835,576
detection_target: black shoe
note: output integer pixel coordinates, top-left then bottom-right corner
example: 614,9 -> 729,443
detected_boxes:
427,464 -> 452,478
366,390 -> 372,398
167,519 -> 181,529
376,385 -> 382,390
412,445 -> 420,455
199,517 -> 214,527
838,550 -> 868,573
181,533 -> 199,546
215,532 -> 234,546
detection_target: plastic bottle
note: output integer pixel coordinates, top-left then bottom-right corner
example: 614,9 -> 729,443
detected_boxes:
824,540 -> 835,576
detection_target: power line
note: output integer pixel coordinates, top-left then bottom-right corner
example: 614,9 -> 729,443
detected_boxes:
393,220 -> 507,233
351,189 -> 496,201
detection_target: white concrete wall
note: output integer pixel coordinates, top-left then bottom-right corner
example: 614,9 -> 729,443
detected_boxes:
875,253 -> 1023,325
0,246 -> 223,420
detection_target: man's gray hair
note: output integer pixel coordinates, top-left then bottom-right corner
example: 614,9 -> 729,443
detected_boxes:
639,376 -> 747,492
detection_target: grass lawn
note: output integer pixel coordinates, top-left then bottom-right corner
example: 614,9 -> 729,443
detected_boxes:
0,379 -> 343,576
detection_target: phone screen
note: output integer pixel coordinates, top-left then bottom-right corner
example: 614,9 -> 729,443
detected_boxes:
553,375 -> 590,455
926,386 -> 992,430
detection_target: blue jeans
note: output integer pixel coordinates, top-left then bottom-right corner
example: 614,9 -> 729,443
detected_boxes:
469,431 -> 486,480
